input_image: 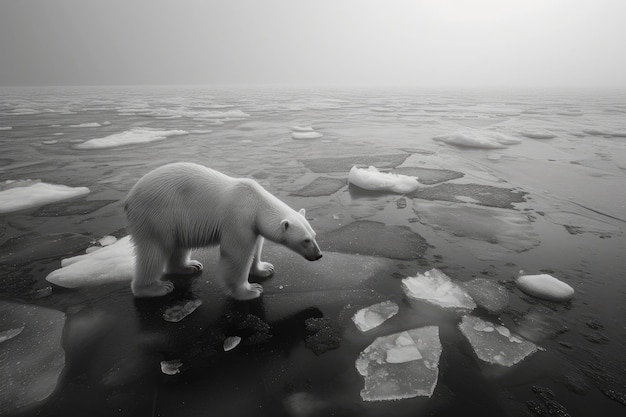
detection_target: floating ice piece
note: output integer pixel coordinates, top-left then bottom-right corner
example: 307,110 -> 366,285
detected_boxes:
98,235 -> 117,246
291,125 -> 314,132
73,128 -> 188,149
520,130 -> 557,139
355,326 -> 442,401
461,278 -> 509,314
0,180 -> 90,214
223,336 -> 242,351
0,301 -> 66,414
292,131 -> 323,140
162,299 -> 202,322
433,130 -> 521,149
458,315 -> 537,366
46,236 -> 134,288
349,165 -> 419,194
160,359 -> 183,375
69,122 -> 101,128
516,271 -> 574,302
0,126 -> 12,130
401,269 -> 476,313
352,300 -> 399,332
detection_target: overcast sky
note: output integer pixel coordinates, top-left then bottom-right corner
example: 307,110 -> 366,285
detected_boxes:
1,0 -> 624,88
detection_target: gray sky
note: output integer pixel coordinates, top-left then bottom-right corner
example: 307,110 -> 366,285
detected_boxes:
1,0 -> 625,88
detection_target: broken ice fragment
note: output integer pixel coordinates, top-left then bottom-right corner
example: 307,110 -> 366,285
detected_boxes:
516,271 -> 574,302
352,300 -> 399,332
401,269 -> 476,313
0,326 -> 24,344
348,165 -> 419,193
160,359 -> 182,375
98,235 -> 117,246
356,326 -> 442,401
223,336 -> 242,351
162,299 -> 202,322
459,315 -> 537,366
461,278 -> 509,314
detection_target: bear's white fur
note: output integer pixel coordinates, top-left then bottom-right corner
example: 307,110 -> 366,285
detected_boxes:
124,162 -> 322,300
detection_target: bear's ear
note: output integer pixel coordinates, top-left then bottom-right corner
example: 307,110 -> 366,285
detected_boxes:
299,208 -> 306,217
281,219 -> 290,232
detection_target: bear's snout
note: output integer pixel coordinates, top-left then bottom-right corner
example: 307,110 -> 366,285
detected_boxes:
307,244 -> 323,261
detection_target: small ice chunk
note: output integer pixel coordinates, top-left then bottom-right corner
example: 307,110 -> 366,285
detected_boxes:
223,336 -> 242,351
401,269 -> 476,313
98,235 -> 117,246
0,180 -> 90,214
160,359 -> 182,375
352,300 -> 399,332
0,327 -> 24,344
291,125 -> 314,132
520,130 -> 556,139
433,130 -> 521,149
461,278 -> 509,314
0,126 -> 12,130
291,131 -> 323,140
516,271 -> 574,302
73,128 -> 188,150
459,315 -> 537,366
356,326 -> 442,401
162,299 -> 202,322
349,165 -> 419,194
46,236 -> 134,288
69,122 -> 101,128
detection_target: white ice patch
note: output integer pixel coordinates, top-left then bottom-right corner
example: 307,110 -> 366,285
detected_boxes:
68,122 -> 101,128
292,131 -> 323,140
520,129 -> 557,139
0,180 -> 90,214
352,300 -> 399,332
223,336 -> 242,351
356,326 -> 442,401
458,315 -> 537,366
401,269 -> 476,313
0,126 -> 12,131
433,130 -> 521,149
46,236 -> 134,288
516,271 -> 574,302
160,360 -> 183,375
349,165 -> 419,193
162,299 -> 202,322
73,128 -> 188,150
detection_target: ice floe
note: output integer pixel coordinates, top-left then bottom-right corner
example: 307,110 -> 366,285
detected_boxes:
461,278 -> 509,314
401,269 -> 476,313
356,326 -> 442,401
73,128 -> 188,149
0,301 -> 66,414
348,165 -> 419,193
68,122 -> 101,128
433,130 -> 521,149
582,128 -> 626,137
163,299 -> 203,322
516,271 -> 574,302
291,125 -> 323,140
46,235 -> 134,288
520,129 -> 557,139
0,126 -> 12,130
0,180 -> 90,214
223,336 -> 242,351
160,359 -> 183,375
352,301 -> 399,332
458,315 -> 538,366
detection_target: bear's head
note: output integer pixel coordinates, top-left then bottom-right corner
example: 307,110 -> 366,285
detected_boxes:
279,208 -> 322,262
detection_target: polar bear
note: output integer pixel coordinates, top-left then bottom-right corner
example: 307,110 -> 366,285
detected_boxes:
124,162 -> 322,300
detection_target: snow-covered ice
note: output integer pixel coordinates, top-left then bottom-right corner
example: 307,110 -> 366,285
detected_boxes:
516,271 -> 574,302
433,130 -> 521,149
46,235 -> 134,288
0,180 -> 90,214
355,326 -> 442,401
401,269 -> 476,313
458,315 -> 538,366
223,336 -> 242,351
162,299 -> 202,322
73,128 -> 188,149
348,165 -> 419,193
292,131 -> 323,140
352,300 -> 399,332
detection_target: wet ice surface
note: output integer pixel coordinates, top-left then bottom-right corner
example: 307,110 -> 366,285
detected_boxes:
402,269 -> 476,313
459,315 -> 538,367
1,86 -> 625,416
352,301 -> 399,332
356,326 -> 442,401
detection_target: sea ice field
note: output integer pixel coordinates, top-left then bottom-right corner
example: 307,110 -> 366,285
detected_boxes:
0,85 -> 625,417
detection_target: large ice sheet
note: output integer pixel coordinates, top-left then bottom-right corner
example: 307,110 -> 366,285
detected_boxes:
352,300 -> 399,332
401,269 -> 476,313
73,128 -> 188,149
0,180 -> 90,214
0,301 -> 66,414
349,165 -> 419,193
355,326 -> 442,401
458,315 -> 538,366
46,236 -> 134,288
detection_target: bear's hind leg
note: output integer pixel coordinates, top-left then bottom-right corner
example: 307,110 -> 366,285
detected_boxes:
165,249 -> 203,275
217,247 -> 263,300
132,240 -> 174,298
250,237 -> 274,278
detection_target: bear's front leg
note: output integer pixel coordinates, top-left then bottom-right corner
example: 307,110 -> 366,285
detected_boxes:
132,240 -> 174,298
217,246 -> 263,300
249,236 -> 274,278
